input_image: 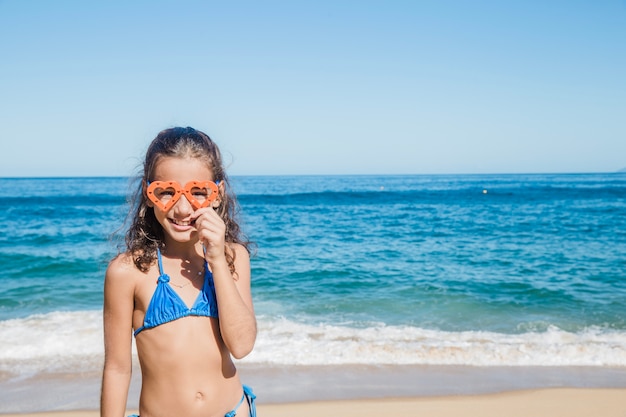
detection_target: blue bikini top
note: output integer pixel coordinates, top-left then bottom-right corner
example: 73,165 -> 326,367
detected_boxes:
134,248 -> 219,336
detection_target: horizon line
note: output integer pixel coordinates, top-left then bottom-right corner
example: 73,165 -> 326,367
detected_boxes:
1,170 -> 625,180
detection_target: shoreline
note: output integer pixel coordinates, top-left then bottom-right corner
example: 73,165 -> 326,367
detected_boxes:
2,364 -> 626,414
2,388 -> 626,417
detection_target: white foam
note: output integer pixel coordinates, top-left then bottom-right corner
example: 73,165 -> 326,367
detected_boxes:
0,311 -> 122,377
1,311 -> 625,379
241,317 -> 626,367
1,311 -> 101,357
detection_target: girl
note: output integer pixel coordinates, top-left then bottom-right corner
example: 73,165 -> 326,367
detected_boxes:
101,127 -> 257,417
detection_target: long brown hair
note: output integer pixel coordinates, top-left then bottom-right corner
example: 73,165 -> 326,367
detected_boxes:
125,127 -> 250,274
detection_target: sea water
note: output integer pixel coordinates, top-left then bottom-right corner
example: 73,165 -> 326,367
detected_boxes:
0,173 -> 625,379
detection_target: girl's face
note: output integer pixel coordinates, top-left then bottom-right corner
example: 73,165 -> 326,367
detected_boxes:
148,156 -> 216,244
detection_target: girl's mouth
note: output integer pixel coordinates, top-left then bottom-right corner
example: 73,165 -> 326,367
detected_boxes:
169,218 -> 195,227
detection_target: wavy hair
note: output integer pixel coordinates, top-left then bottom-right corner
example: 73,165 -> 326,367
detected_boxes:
124,127 -> 250,275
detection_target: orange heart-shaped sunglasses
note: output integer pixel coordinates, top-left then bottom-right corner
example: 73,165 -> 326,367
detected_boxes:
146,180 -> 220,212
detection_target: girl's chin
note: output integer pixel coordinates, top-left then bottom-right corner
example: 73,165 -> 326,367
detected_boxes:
165,227 -> 199,242
166,236 -> 201,246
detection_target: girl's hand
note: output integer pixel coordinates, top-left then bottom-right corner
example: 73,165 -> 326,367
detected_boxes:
192,207 -> 226,264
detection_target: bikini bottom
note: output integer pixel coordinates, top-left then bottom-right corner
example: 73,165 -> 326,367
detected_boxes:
226,385 -> 256,417
128,384 -> 256,417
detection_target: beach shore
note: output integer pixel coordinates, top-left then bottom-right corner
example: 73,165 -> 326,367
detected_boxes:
2,388 -> 626,417
2,364 -> 626,416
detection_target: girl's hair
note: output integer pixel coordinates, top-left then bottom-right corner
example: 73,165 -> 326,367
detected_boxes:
125,126 -> 250,274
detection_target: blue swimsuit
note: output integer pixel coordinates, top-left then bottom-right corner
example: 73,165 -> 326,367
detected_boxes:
134,248 -> 218,336
131,249 -> 257,417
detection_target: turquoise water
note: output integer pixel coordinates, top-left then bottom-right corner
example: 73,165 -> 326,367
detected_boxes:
0,173 -> 625,375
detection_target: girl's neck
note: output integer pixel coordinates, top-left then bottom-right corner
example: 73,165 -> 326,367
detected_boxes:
161,239 -> 204,260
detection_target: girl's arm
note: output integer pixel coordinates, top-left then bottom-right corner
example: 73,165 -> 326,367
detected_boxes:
210,244 -> 257,359
194,207 -> 257,358
101,257 -> 135,417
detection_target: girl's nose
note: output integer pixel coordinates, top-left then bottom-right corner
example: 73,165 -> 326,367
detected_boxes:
173,194 -> 194,214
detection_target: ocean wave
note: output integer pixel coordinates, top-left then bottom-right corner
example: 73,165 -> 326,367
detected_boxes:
245,317 -> 626,366
1,311 -> 625,380
0,311 -> 109,377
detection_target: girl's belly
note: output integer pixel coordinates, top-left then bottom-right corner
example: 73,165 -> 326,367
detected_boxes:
135,317 -> 243,417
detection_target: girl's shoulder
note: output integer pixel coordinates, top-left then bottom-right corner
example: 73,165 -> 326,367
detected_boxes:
226,242 -> 251,282
227,242 -> 251,264
229,242 -> 250,256
107,251 -> 134,270
106,252 -> 148,283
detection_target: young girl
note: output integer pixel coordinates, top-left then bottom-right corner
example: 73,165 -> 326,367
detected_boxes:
101,127 -> 257,417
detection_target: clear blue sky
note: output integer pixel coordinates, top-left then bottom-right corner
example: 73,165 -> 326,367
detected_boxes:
1,1 -> 625,177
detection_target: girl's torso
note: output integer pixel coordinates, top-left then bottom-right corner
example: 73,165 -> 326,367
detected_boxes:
131,253 -> 243,417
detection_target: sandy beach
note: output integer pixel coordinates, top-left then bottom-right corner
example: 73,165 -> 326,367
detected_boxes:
2,388 -> 625,417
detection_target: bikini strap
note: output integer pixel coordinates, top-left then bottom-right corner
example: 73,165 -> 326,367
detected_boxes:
224,395 -> 243,417
224,385 -> 256,417
244,385 -> 257,417
156,248 -> 165,275
154,248 -> 171,284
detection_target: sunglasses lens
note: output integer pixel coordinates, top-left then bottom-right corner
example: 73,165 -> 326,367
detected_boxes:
189,186 -> 211,205
152,186 -> 177,205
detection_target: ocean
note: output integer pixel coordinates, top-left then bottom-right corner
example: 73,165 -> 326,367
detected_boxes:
1,173 -> 625,407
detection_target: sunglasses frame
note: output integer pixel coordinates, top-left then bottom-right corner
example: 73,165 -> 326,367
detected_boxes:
146,180 -> 219,211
